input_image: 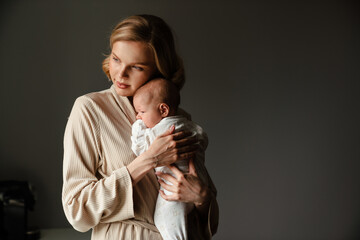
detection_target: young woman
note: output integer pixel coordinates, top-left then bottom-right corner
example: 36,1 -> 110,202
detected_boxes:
62,14 -> 219,240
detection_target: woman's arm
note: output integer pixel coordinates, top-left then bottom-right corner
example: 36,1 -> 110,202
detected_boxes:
62,97 -> 135,232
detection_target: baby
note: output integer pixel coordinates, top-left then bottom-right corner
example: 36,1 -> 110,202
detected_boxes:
131,78 -> 209,240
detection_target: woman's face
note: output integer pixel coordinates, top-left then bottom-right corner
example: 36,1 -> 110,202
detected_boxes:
109,41 -> 157,96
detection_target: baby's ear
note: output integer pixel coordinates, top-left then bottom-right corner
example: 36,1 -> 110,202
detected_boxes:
159,103 -> 170,117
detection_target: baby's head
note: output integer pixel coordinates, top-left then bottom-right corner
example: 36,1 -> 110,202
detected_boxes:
133,78 -> 180,128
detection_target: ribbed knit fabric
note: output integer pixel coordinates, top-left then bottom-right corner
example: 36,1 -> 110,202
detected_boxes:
62,85 -> 218,240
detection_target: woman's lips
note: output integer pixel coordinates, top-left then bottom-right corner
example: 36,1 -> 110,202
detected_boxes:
116,81 -> 129,89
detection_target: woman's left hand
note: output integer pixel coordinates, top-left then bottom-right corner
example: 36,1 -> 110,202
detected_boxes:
155,159 -> 210,206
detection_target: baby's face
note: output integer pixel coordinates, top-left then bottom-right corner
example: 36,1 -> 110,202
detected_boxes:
134,95 -> 163,128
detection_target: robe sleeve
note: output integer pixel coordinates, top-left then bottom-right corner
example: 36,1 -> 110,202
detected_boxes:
207,177 -> 219,238
196,123 -> 219,238
62,96 -> 134,232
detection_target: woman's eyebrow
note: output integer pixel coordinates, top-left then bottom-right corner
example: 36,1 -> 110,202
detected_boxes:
111,52 -> 151,66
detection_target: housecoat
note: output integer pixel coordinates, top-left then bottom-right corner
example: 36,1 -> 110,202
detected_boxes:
62,85 -> 219,240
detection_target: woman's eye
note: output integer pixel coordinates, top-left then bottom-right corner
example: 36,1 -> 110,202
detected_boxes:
112,56 -> 119,62
132,66 -> 144,71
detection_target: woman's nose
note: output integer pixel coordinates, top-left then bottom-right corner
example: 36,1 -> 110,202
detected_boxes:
119,65 -> 128,78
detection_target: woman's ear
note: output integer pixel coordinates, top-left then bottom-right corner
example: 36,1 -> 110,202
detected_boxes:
159,103 -> 170,117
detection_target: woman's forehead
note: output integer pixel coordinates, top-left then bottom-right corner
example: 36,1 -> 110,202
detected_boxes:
112,41 -> 155,65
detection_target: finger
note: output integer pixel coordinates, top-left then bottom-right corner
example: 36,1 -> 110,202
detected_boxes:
159,189 -> 176,201
188,159 -> 198,177
173,151 -> 197,165
159,189 -> 167,200
158,125 -> 175,138
174,136 -> 198,148
155,171 -> 177,184
177,144 -> 198,155
167,164 -> 185,179
172,130 -> 194,141
158,178 -> 177,193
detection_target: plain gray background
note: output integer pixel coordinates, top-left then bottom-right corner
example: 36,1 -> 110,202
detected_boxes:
1,0 -> 359,239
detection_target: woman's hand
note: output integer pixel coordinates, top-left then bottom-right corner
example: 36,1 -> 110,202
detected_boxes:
127,126 -> 197,185
155,159 -> 210,207
146,125 -> 198,168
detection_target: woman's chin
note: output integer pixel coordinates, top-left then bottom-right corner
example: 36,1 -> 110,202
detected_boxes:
115,87 -> 133,97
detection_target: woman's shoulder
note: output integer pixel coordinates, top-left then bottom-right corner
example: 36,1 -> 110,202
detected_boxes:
68,88 -> 112,118
78,87 -> 113,103
73,86 -> 118,109
70,85 -> 134,124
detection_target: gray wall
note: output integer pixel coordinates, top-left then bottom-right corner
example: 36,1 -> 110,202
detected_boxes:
1,0 -> 359,239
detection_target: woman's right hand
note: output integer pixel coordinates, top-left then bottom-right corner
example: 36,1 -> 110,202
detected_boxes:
146,125 -> 198,168
127,125 -> 198,184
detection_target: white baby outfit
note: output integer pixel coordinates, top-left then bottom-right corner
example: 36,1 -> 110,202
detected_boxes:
131,115 -> 209,240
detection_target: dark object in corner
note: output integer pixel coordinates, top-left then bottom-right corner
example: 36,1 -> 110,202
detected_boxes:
0,181 -> 36,240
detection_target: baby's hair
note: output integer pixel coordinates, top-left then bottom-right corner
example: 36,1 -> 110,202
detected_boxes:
135,78 -> 180,114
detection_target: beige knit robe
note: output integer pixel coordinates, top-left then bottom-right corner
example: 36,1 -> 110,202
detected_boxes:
62,85 -> 218,239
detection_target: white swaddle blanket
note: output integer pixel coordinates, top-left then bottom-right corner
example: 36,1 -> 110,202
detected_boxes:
131,116 -> 209,240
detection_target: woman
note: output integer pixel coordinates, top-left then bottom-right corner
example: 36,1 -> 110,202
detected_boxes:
62,14 -> 219,239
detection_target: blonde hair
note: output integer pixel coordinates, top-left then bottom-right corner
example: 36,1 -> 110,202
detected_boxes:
102,15 -> 185,89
